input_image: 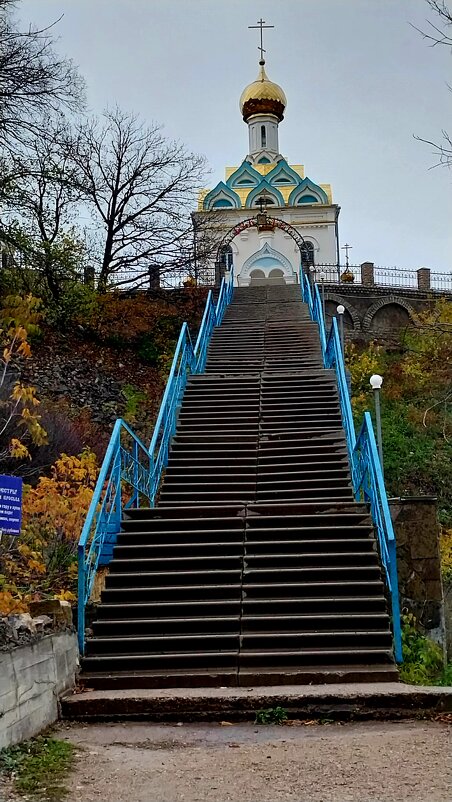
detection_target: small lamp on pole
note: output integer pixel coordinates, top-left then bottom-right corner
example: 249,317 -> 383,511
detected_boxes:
337,304 -> 345,358
370,374 -> 384,472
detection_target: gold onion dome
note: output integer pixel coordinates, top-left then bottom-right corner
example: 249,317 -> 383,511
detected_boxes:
240,60 -> 287,122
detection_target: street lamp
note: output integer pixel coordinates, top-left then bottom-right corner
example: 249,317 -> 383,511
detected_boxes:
370,374 -> 384,473
337,304 -> 345,358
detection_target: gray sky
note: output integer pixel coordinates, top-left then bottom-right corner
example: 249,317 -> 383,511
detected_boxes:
20,0 -> 452,272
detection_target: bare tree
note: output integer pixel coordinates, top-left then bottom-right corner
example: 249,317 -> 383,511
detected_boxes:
72,108 -> 207,290
0,0 -> 84,151
413,1 -> 452,167
1,121 -> 86,300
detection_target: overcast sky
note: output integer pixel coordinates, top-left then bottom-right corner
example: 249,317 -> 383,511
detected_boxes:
19,0 -> 452,272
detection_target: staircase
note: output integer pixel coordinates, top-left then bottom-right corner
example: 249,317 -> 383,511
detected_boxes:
81,285 -> 398,688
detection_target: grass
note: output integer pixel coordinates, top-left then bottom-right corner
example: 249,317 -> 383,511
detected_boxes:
0,736 -> 76,802
399,614 -> 452,686
255,706 -> 288,725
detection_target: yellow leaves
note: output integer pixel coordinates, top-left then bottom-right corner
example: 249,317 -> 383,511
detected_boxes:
10,438 -> 31,460
17,340 -> 31,358
51,449 -> 99,491
440,527 -> 452,584
0,294 -> 43,339
23,448 -> 98,541
12,383 -> 40,406
346,342 -> 384,397
27,558 -> 46,574
54,590 -> 76,602
0,448 -> 99,614
0,590 -> 29,615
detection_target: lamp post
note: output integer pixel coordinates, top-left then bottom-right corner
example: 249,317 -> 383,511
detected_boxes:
370,374 -> 384,473
337,304 -> 345,358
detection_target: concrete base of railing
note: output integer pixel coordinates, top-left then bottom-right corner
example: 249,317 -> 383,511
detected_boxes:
0,631 -> 78,748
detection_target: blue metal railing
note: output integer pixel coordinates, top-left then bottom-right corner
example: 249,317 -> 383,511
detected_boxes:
77,270 -> 234,653
300,268 -> 402,662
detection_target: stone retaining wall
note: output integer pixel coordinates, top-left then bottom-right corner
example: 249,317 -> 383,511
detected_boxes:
0,631 -> 78,749
390,497 -> 447,653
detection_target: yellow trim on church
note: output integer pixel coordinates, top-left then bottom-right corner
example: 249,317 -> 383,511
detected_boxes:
225,163 -> 305,180
197,162 -> 333,210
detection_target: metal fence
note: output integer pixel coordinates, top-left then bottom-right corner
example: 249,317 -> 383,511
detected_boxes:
312,264 -> 452,294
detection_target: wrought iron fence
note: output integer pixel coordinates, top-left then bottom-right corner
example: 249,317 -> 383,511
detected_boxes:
313,264 -> 452,293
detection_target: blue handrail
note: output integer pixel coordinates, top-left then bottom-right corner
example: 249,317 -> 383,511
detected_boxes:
77,418 -> 153,652
77,269 -> 234,653
301,269 -> 402,663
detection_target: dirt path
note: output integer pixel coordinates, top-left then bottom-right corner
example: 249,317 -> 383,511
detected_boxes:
56,720 -> 451,802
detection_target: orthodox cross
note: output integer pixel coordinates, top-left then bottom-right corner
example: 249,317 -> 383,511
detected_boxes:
256,192 -> 271,213
341,243 -> 353,267
248,18 -> 274,61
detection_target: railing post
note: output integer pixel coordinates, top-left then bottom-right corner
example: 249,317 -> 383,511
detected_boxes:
389,538 -> 403,662
148,265 -> 160,291
84,266 -> 95,287
337,305 -> 345,359
417,267 -> 431,291
132,439 -> 139,508
77,543 -> 85,654
215,260 -> 223,287
361,262 -> 375,286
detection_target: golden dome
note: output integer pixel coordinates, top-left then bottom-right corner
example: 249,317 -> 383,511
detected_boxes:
240,61 -> 287,122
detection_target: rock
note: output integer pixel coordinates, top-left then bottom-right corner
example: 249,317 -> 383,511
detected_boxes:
0,617 -> 15,647
29,599 -> 72,626
32,614 -> 53,632
8,613 -> 36,644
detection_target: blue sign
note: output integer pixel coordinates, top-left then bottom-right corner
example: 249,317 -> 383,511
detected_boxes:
0,475 -> 23,535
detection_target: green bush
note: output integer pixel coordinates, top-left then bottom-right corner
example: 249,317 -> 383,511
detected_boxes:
137,333 -> 162,366
399,613 -> 444,685
255,706 -> 288,725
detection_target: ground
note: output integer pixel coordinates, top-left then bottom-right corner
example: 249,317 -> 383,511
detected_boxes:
51,720 -> 451,802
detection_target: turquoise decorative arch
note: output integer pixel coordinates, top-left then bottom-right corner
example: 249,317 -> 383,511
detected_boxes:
288,178 -> 328,206
227,161 -> 262,190
203,182 -> 241,210
241,242 -> 294,280
298,194 -> 319,204
266,160 -> 302,187
245,179 -> 285,209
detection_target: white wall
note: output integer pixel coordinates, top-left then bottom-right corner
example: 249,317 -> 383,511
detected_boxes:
202,205 -> 339,286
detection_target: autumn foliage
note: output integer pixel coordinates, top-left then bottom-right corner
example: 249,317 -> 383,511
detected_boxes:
346,299 -> 452,587
0,294 -> 47,460
0,449 -> 98,614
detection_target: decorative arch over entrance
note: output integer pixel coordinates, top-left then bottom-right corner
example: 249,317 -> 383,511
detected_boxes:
239,242 -> 295,286
215,215 -> 308,286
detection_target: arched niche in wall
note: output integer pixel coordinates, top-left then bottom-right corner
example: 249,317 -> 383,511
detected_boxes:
363,297 -> 417,333
324,293 -> 361,331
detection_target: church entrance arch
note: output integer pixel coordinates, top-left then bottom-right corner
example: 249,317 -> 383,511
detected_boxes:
215,216 -> 308,286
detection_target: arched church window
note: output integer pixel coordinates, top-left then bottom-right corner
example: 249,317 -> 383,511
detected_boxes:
261,125 -> 266,148
219,244 -> 233,270
301,241 -> 315,269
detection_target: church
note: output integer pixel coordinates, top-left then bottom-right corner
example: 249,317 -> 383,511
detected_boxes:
194,46 -> 340,287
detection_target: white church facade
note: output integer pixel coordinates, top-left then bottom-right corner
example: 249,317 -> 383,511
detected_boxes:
194,57 -> 340,286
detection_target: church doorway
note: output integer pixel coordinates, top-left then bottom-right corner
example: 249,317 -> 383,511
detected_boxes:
216,216 -> 308,287
249,267 -> 286,286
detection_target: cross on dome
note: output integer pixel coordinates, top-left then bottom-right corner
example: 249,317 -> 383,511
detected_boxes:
248,18 -> 274,63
